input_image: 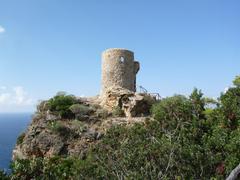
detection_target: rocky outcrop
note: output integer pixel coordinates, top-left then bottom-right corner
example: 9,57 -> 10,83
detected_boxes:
13,93 -> 154,161
100,87 -> 156,117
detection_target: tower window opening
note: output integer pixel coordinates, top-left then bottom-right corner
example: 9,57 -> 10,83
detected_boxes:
120,57 -> 125,63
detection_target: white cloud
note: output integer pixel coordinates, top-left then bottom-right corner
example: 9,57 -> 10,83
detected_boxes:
13,86 -> 33,105
0,93 -> 11,104
0,26 -> 5,33
0,86 -> 34,106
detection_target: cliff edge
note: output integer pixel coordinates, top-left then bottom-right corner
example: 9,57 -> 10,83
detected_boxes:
13,89 -> 155,160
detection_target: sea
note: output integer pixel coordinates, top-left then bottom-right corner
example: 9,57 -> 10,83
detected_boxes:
0,113 -> 31,171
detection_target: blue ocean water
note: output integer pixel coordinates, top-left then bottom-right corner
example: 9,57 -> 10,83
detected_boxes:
0,113 -> 31,171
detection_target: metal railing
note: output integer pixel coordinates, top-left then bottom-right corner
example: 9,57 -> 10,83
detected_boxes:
137,85 -> 161,100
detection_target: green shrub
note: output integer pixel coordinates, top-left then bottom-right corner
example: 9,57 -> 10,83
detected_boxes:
233,75 -> 240,87
95,108 -> 109,119
48,92 -> 77,119
112,106 -> 125,117
10,156 -> 105,180
0,170 -> 9,180
16,132 -> 25,145
70,120 -> 88,134
69,104 -> 92,119
48,121 -> 73,138
10,158 -> 44,180
151,95 -> 193,130
219,86 -> 240,129
190,88 -> 205,119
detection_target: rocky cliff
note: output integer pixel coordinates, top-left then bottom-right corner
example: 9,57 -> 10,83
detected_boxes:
13,89 -> 155,161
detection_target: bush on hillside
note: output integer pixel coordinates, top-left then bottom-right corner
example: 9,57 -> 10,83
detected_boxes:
69,104 -> 92,119
16,132 -> 25,145
219,86 -> 240,129
95,108 -> 109,119
48,92 -> 77,119
0,170 -> 9,180
233,75 -> 240,87
151,95 -> 193,130
70,120 -> 88,135
47,121 -> 75,138
112,106 -> 125,117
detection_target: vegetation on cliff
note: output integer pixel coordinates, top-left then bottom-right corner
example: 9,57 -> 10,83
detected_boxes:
1,77 -> 240,179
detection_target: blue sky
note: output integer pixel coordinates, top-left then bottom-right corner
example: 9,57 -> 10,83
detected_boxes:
0,0 -> 239,112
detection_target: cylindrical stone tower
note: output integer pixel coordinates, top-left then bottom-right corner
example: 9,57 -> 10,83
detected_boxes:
101,48 -> 140,96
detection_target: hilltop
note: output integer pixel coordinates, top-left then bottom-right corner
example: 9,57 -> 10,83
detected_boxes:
12,89 -> 155,161
0,77 -> 239,179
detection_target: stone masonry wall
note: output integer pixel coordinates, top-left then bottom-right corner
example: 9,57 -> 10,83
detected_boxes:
101,48 -> 140,97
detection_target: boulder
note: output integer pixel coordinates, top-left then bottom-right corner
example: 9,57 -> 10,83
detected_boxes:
122,93 -> 155,117
46,110 -> 60,121
100,87 -> 156,117
13,130 -> 65,160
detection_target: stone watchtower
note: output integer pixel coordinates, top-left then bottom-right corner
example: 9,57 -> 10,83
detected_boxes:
101,48 -> 140,97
